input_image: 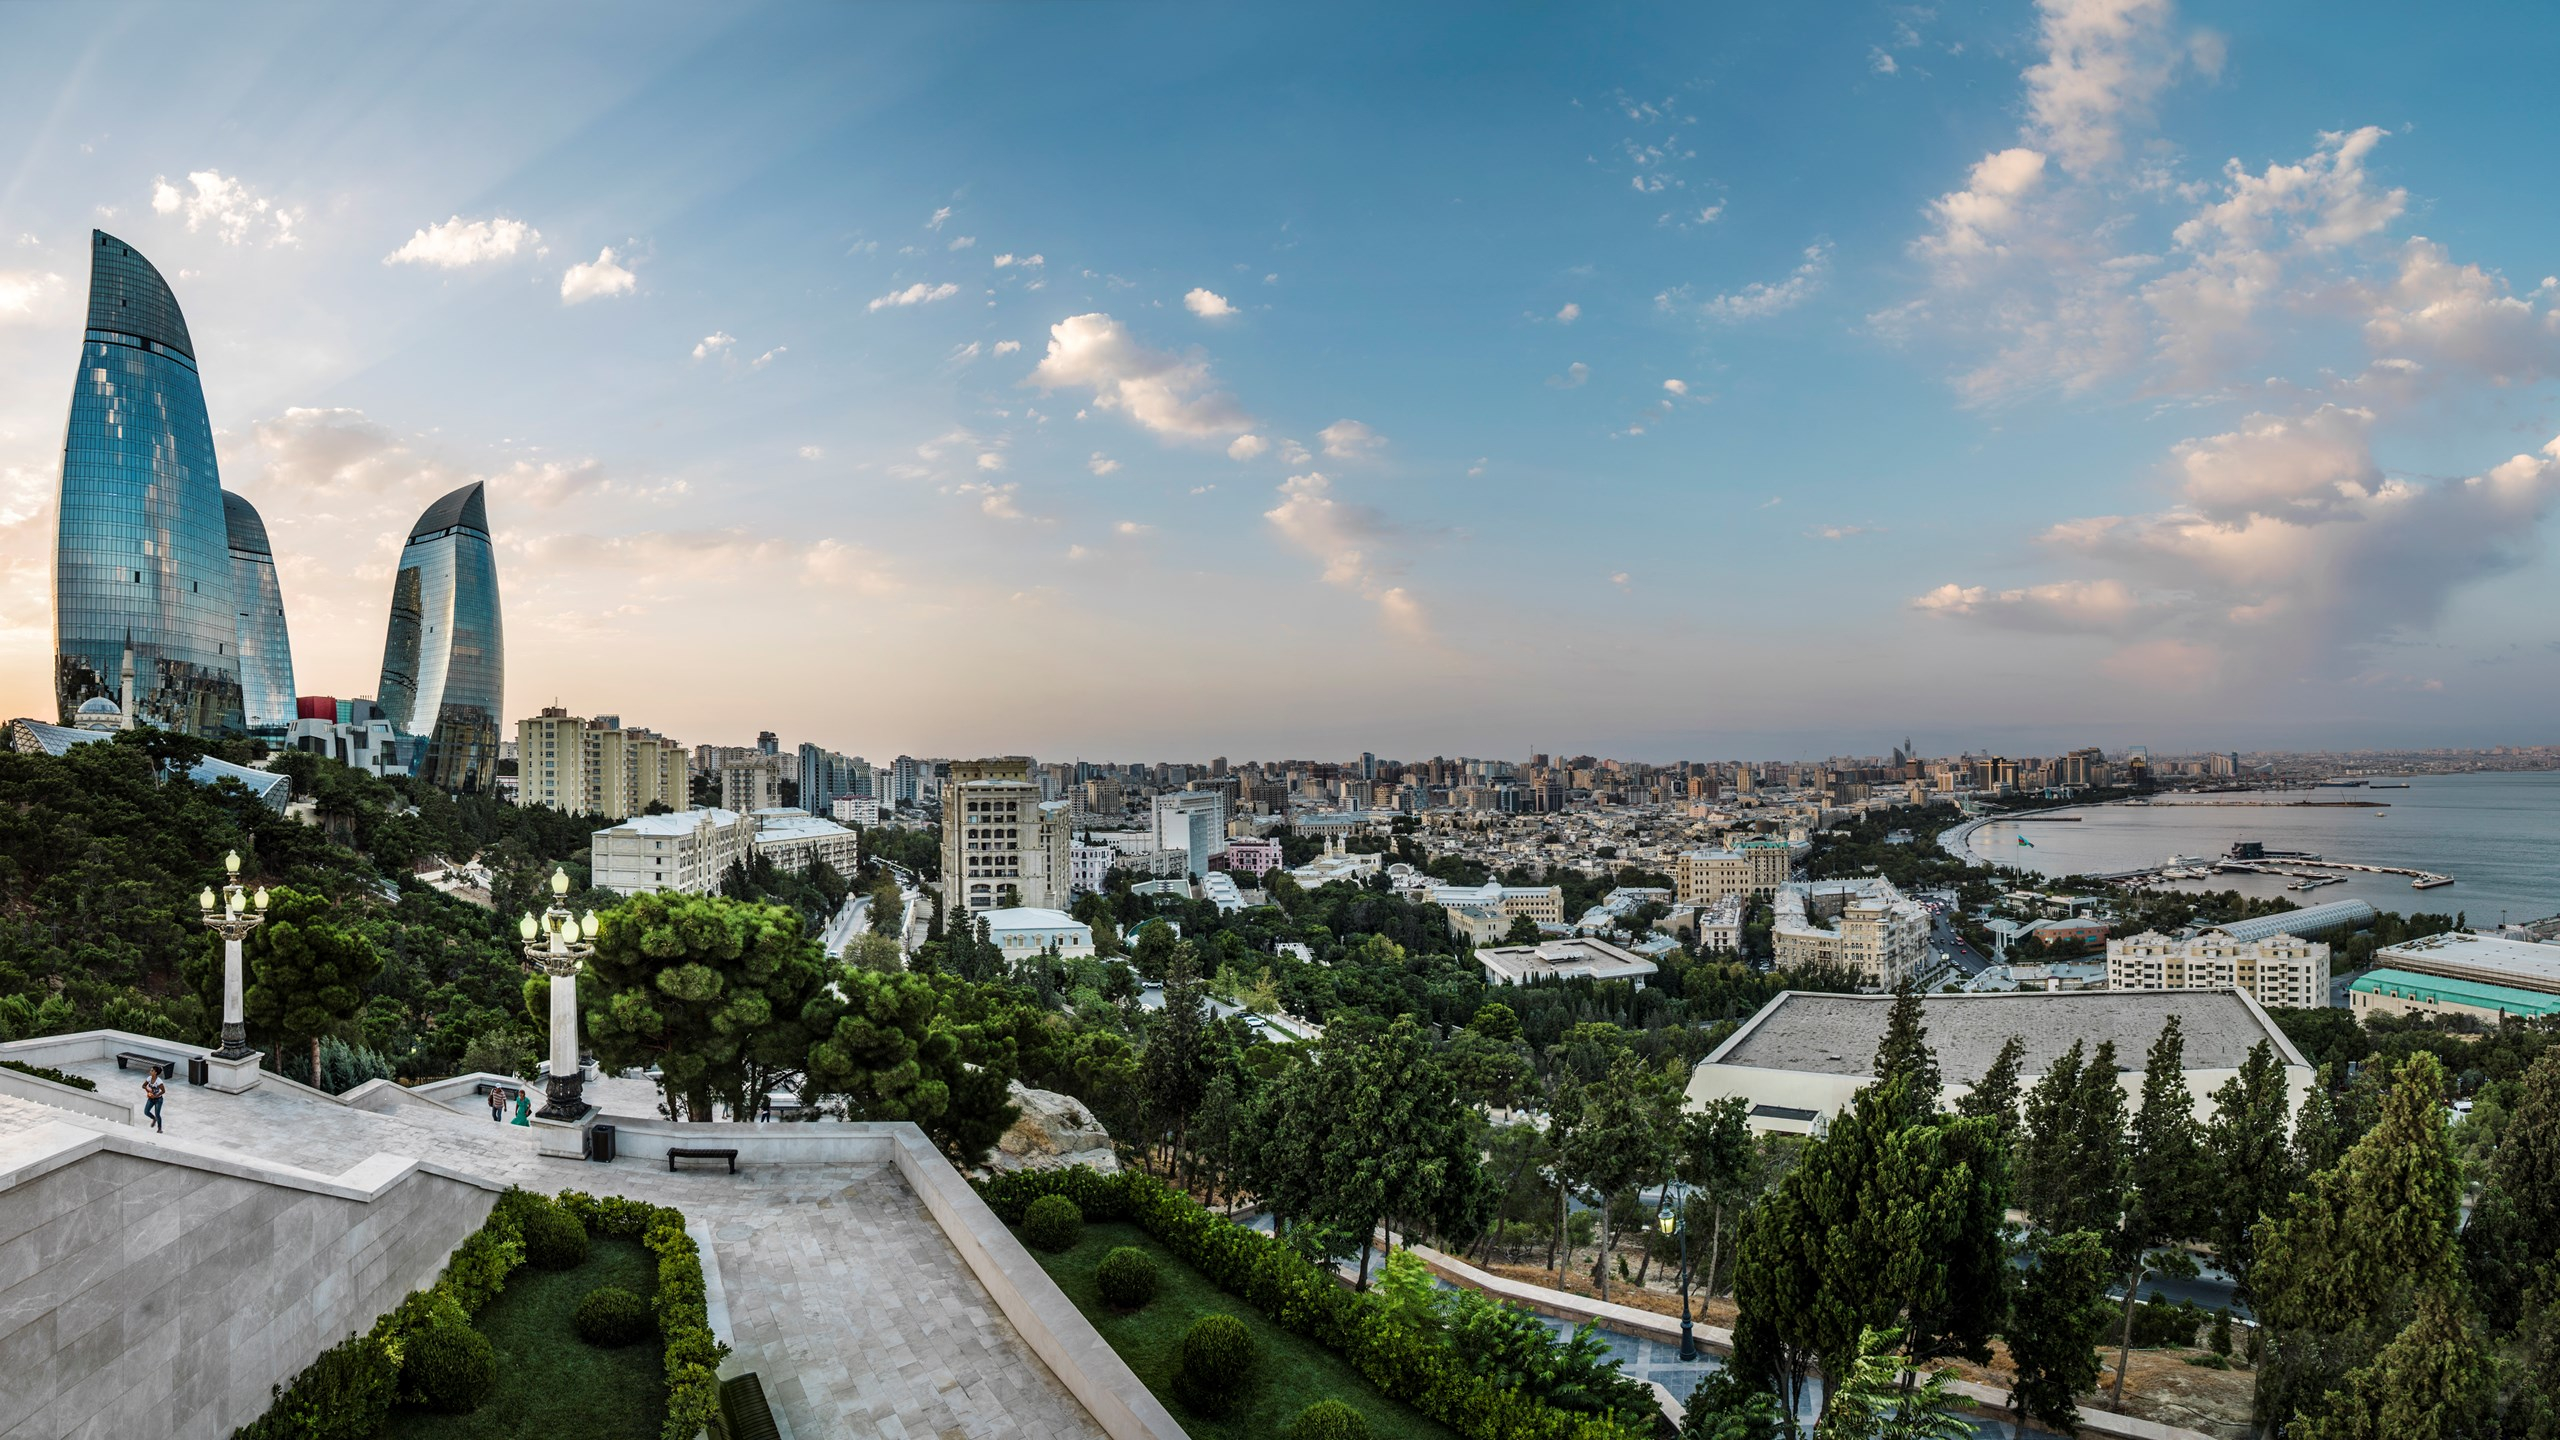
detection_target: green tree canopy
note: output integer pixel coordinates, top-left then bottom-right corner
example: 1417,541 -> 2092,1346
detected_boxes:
244,885 -> 385,1086
581,891 -> 831,1121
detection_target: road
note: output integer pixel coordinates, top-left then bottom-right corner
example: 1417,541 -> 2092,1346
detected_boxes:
821,891 -> 868,958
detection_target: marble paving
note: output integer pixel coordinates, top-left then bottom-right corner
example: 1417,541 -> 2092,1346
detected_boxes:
7,1060 -> 1109,1440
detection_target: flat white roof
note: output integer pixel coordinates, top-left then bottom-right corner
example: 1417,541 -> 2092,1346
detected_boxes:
2379,931 -> 2560,994
979,907 -> 1086,930
602,806 -> 740,836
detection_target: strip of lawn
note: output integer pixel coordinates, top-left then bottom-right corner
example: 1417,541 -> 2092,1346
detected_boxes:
1024,1220 -> 1458,1440
383,1237 -> 667,1440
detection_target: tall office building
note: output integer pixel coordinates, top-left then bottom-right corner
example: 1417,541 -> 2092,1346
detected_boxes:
942,757 -> 1073,914
221,491 -> 296,731
377,482 -> 504,792
797,742 -> 870,816
54,232 -> 246,735
1152,789 -> 1229,877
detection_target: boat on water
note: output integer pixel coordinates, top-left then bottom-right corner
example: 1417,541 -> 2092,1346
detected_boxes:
2370,781 -> 2411,789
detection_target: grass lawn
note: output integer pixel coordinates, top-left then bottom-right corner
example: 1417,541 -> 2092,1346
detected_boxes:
383,1237 -> 667,1440
1023,1220 -> 1458,1440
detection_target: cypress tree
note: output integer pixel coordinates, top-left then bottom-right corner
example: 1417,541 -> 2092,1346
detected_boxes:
2005,1228 -> 2113,1440
1872,978 -> 1942,1122
2290,1288 -> 2492,1440
2207,1039 -> 2298,1302
1954,1034 -> 2027,1145
2292,1062 -> 2349,1177
2109,1017 -> 2209,1404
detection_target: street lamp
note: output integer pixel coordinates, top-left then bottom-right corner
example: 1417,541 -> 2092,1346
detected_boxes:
198,850 -> 269,1059
520,867 -> 599,1121
1659,1185 -> 1698,1362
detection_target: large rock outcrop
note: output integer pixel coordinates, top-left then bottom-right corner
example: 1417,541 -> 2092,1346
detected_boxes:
989,1079 -> 1118,1174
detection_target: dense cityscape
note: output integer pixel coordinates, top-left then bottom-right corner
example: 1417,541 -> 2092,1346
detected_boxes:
5,7 -> 2560,1440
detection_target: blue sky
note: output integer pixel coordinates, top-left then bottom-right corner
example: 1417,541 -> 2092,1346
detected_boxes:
2,1 -> 2557,761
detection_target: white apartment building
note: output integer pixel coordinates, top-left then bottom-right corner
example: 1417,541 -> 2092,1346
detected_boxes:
2107,929 -> 2332,1010
590,807 -> 752,895
1070,841 -> 1115,894
749,808 -> 860,877
979,907 -> 1096,959
516,709 -> 689,820
942,758 -> 1074,914
1772,878 -> 1930,988
1672,838 -> 1795,905
1693,893 -> 1747,953
719,754 -> 786,814
1152,789 -> 1229,876
1478,936 -> 1658,988
830,795 -> 881,827
1430,882 -> 1566,943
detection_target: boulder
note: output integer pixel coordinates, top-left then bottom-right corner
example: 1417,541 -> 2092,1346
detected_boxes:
990,1079 -> 1118,1174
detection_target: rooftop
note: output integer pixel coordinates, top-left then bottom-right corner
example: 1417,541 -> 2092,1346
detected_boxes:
979,906 -> 1086,930
2377,931 -> 2560,995
600,806 -> 741,836
1477,936 -> 1658,985
2353,967 -> 2560,1018
1709,989 -> 2301,1082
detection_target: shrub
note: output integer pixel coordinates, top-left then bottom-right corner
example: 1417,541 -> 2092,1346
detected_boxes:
1173,1313 -> 1259,1417
1,1058 -> 96,1091
1288,1399 -> 1375,1440
573,1285 -> 653,1346
520,1198 -> 591,1270
231,1332 -> 395,1440
402,1319 -> 495,1414
1022,1194 -> 1083,1253
1095,1246 -> 1159,1311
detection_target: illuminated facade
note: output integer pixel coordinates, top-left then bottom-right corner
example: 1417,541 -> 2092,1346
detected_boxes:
377,482 -> 504,792
54,232 -> 245,735
221,491 -> 297,731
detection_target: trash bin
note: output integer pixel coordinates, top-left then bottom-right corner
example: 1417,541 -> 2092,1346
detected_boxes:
588,1124 -> 616,1163
186,1056 -> 209,1087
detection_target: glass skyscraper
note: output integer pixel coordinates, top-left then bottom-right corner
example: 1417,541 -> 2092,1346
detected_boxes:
55,231 -> 245,735
221,491 -> 297,731
377,481 -> 504,792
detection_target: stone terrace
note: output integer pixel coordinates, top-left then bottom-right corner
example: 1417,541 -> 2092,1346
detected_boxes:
3,1056 -> 1108,1440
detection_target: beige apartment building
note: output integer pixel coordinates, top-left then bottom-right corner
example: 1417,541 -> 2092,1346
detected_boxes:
1772,878 -> 1930,988
515,709 -> 688,820
719,753 -> 787,814
1428,882 -> 1567,943
941,757 -> 1074,914
2107,930 -> 2331,1010
589,806 -> 752,895
1673,838 -> 1795,905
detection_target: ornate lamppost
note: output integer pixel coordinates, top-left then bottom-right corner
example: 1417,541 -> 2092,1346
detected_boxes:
1659,1184 -> 1699,1362
197,850 -> 269,1068
519,867 -> 599,1121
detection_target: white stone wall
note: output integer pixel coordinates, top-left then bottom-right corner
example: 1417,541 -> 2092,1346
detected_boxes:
0,1133 -> 496,1439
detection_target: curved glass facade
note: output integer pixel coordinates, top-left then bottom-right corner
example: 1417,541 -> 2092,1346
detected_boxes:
55,231 -> 244,735
222,491 -> 297,731
377,482 -> 503,792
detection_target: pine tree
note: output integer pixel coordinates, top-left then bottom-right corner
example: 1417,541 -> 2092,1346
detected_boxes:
242,887 -> 385,1086
2206,1039 -> 2298,1302
2254,1052 -> 2465,1435
2108,1018 -> 2209,1404
2464,1048 -> 2560,1332
2005,1229 -> 2113,1440
1953,1034 -> 2027,1145
2290,1288 -> 2492,1440
2292,1062 -> 2349,1177
1872,978 -> 1942,1122
1559,1052 -> 1673,1302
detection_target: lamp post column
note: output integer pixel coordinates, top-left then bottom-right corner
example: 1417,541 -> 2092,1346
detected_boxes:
1675,1184 -> 1697,1363
198,851 -> 268,1060
522,867 -> 599,1122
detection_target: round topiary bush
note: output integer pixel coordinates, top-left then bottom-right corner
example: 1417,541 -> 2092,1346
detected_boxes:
1021,1194 -> 1083,1253
1287,1400 -> 1375,1440
403,1319 -> 496,1414
1094,1246 -> 1159,1311
1172,1313 -> 1259,1417
520,1200 -> 590,1270
572,1284 -> 653,1346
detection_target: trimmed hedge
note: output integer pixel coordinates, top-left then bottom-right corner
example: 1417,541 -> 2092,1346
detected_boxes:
520,1197 -> 591,1270
1174,1312 -> 1259,1416
231,1188 -> 727,1440
1290,1399 -> 1378,1440
404,1319 -> 495,1413
1095,1245 -> 1160,1311
1023,1193 -> 1083,1253
978,1167 -> 1651,1440
573,1285 -> 653,1346
1,1058 -> 97,1091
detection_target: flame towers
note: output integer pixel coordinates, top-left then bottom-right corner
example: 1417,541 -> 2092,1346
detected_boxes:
377,482 -> 503,792
223,491 -> 297,730
54,232 -> 256,734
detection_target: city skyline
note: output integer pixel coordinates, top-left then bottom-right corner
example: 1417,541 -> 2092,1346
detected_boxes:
4,3 -> 2560,758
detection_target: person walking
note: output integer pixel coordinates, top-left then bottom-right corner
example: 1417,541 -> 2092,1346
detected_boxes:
510,1092 -> 531,1126
488,1086 -> 506,1123
141,1066 -> 166,1133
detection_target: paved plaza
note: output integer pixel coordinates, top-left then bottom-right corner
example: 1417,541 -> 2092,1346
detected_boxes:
0,1058 -> 1108,1440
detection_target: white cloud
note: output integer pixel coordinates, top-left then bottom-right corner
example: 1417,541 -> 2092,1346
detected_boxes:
868,281 -> 961,311
956,481 -> 1022,520
1806,524 -> 1882,540
1319,419 -> 1385,461
993,252 -> 1045,268
975,451 -> 1006,472
927,207 -> 952,231
1227,434 -> 1269,461
1088,452 -> 1121,476
560,247 -> 637,304
0,270 -> 65,321
948,235 -> 975,251
150,170 -> 300,246
1662,378 -> 1688,395
1264,471 -> 1427,638
1115,520 -> 1153,536
2361,237 -> 2560,382
1700,242 -> 1831,321
1909,577 -> 2148,632
750,346 -> 786,370
798,445 -> 824,460
1916,148 -> 2048,262
2022,0 -> 2185,174
384,215 -> 541,268
1870,48 -> 1899,75
993,339 -> 1022,356
1024,313 -> 1252,442
1184,287 -> 1237,319
1555,302 -> 1581,324
692,332 -> 736,361
1548,362 -> 1590,389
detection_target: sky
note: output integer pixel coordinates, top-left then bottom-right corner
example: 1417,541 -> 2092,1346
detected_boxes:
2,1 -> 2558,763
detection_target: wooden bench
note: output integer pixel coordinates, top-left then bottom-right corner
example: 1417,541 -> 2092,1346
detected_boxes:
473,1081 -> 518,1097
116,1051 -> 180,1074
720,1373 -> 782,1440
667,1147 -> 739,1174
